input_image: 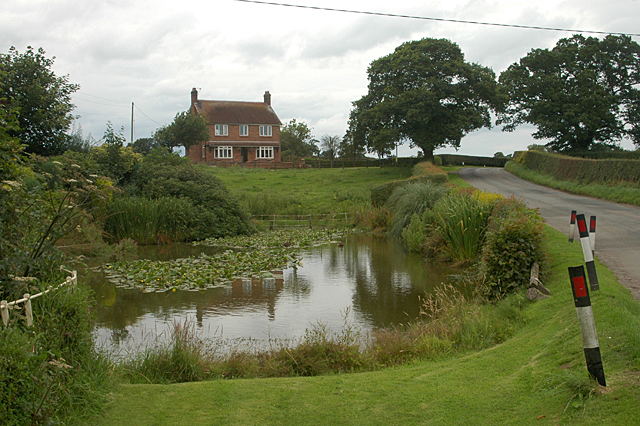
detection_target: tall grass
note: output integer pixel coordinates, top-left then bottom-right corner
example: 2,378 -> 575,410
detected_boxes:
386,181 -> 449,238
102,196 -> 190,244
433,192 -> 496,263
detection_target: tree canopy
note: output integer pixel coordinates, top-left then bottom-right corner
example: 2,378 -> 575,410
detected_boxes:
279,119 -> 319,160
498,34 -> 640,152
154,111 -> 210,151
0,46 -> 79,157
349,38 -> 503,159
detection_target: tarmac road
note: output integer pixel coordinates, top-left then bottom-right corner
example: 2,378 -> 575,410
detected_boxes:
458,167 -> 640,303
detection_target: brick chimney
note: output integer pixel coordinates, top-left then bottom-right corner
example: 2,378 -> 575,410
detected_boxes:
264,91 -> 271,106
191,88 -> 198,106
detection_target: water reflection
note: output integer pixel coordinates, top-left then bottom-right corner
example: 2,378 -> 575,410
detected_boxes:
89,234 -> 451,353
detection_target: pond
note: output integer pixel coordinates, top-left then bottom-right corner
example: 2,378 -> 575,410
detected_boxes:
87,234 -> 454,354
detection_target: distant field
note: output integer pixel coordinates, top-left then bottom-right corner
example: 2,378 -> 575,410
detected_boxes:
204,165 -> 413,216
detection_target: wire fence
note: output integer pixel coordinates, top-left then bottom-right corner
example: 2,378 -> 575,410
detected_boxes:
1,268 -> 77,327
251,213 -> 353,229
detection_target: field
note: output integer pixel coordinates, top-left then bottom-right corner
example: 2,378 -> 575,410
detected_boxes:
203,165 -> 413,216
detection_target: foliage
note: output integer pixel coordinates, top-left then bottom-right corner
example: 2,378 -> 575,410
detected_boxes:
432,191 -> 497,263
480,198 -> 547,299
0,46 -> 79,156
438,153 -> 509,167
0,284 -> 113,426
154,111 -> 210,151
127,149 -> 251,240
517,150 -> 640,185
386,181 -> 448,238
338,130 -> 366,162
102,196 -> 191,244
279,118 -> 319,161
131,137 -> 158,156
498,34 -> 640,151
319,134 -> 340,167
349,38 -> 504,159
370,161 -> 448,207
90,122 -> 142,185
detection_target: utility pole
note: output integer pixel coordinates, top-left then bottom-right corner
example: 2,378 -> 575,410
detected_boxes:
131,102 -> 134,145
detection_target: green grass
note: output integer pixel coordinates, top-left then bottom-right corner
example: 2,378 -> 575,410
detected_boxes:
95,227 -> 640,425
506,161 -> 640,206
203,166 -> 413,215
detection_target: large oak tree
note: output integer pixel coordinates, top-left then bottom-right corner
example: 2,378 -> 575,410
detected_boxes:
349,38 -> 503,160
498,34 -> 640,152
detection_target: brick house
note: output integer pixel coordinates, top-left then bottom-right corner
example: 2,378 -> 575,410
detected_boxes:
187,88 -> 282,166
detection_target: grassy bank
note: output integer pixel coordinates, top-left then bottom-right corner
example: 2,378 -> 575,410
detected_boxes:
506,161 -> 640,207
95,227 -> 640,425
205,166 -> 412,216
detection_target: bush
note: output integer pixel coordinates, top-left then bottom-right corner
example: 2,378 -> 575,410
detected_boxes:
386,181 -> 448,238
480,198 -> 547,299
371,161 -> 448,207
0,284 -> 113,426
127,149 -> 252,240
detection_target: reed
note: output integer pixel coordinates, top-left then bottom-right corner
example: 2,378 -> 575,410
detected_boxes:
386,181 -> 448,238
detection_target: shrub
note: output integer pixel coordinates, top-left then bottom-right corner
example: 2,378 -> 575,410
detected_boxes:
386,181 -> 448,238
433,192 -> 496,263
370,161 -> 448,207
480,198 -> 547,299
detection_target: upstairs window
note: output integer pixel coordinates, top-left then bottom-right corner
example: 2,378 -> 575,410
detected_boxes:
239,125 -> 249,136
256,146 -> 274,159
214,146 -> 233,159
259,125 -> 272,137
215,124 -> 228,136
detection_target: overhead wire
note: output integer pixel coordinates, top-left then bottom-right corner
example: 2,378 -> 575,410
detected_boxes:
232,0 -> 640,37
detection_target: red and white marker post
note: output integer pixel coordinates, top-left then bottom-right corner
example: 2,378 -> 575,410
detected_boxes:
569,210 -> 577,242
568,266 -> 606,386
589,216 -> 596,255
576,214 -> 599,291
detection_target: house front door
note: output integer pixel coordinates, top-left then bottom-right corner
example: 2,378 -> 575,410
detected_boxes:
241,147 -> 248,163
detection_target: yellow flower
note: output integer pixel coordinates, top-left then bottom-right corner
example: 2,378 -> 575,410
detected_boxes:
172,288 -> 176,292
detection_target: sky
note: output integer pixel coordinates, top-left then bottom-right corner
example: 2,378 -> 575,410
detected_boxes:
2,0 -> 639,157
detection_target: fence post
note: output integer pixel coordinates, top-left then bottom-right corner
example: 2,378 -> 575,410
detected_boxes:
23,294 -> 33,327
1,300 -> 7,326
568,265 -> 606,386
270,220 -> 274,231
576,214 -> 599,291
309,215 -> 313,229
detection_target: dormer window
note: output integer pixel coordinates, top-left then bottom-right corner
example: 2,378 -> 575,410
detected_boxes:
259,125 -> 272,137
215,124 -> 228,136
239,125 -> 249,136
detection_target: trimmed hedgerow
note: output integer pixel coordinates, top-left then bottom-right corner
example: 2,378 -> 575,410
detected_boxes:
480,199 -> 547,299
518,150 -> 640,186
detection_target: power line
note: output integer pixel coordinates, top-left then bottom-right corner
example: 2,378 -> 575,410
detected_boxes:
232,0 -> 640,37
134,105 -> 163,126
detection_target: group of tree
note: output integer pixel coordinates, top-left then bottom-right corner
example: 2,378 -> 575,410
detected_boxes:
349,34 -> 640,155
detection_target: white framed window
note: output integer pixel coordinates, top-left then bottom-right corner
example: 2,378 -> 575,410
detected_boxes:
259,125 -> 272,137
215,124 -> 228,136
256,146 -> 274,159
239,125 -> 249,136
214,146 -> 233,159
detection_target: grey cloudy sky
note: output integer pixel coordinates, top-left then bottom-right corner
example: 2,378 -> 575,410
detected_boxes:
2,0 -> 639,156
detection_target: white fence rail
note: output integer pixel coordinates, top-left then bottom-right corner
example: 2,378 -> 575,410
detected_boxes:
252,213 -> 352,229
1,268 -> 77,327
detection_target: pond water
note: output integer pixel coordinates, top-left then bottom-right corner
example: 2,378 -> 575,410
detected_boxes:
87,234 -> 453,354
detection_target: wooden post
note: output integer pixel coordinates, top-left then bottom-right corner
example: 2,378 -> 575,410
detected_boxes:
309,215 -> 313,229
270,220 -> 274,231
1,300 -> 8,326
23,294 -> 33,327
568,266 -> 606,386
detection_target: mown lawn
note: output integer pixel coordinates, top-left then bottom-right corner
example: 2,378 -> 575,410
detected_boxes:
95,228 -> 640,425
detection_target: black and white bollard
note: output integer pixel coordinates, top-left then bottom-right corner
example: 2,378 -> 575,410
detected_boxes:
569,210 -> 577,243
568,266 -> 606,386
589,216 -> 597,254
576,214 -> 599,291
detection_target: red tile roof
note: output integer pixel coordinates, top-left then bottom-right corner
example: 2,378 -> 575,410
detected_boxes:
194,100 -> 281,125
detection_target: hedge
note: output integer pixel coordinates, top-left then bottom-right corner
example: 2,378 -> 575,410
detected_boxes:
439,154 -> 509,167
304,157 -> 423,168
517,150 -> 640,185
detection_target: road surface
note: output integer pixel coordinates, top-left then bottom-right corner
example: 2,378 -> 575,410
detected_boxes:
459,167 -> 640,303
